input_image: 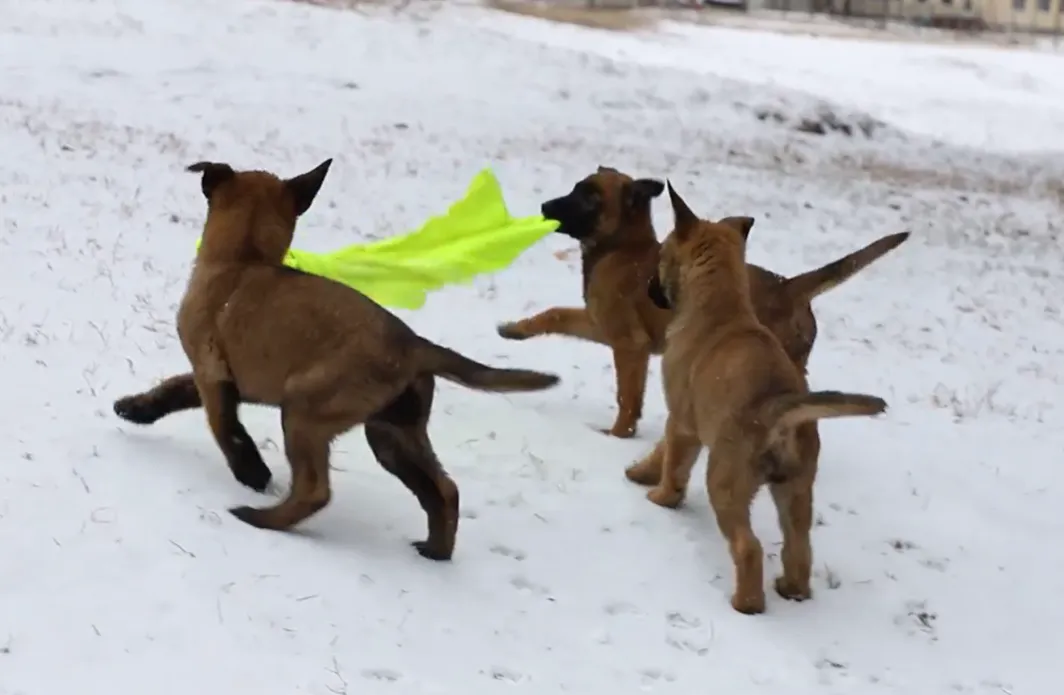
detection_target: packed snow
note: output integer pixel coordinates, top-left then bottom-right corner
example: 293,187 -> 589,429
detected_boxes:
1,0 -> 1062,693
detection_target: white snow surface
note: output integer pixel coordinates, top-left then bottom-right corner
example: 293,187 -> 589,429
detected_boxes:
1,0 -> 1063,693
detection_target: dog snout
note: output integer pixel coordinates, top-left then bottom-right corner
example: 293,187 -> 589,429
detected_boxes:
540,196 -> 569,221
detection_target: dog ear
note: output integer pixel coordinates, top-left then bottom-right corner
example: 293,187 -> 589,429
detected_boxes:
719,216 -> 755,241
625,178 -> 664,210
285,159 -> 333,216
666,180 -> 698,238
186,161 -> 235,200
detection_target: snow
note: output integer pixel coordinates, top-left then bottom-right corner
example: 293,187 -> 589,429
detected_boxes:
1,0 -> 1062,693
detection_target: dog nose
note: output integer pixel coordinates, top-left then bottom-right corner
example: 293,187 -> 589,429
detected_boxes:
541,198 -> 563,220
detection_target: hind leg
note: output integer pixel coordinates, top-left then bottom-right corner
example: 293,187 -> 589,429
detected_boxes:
497,307 -> 607,345
229,406 -> 333,530
707,447 -> 765,615
366,375 -> 459,561
770,424 -> 819,601
769,480 -> 814,602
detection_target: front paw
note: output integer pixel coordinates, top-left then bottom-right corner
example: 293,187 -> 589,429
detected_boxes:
647,485 -> 684,509
602,422 -> 637,439
113,395 -> 162,425
496,322 -> 531,341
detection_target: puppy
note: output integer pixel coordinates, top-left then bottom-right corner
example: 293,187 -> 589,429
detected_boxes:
625,182 -> 887,615
497,166 -> 907,438
113,159 -> 560,561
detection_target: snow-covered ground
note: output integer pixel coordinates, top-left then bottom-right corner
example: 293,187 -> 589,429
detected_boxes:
1,0 -> 1062,693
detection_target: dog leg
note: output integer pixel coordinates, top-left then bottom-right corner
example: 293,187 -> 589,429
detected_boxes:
646,417 -> 702,508
366,376 -> 458,561
707,452 -> 765,615
114,373 -> 203,425
604,348 -> 649,438
497,307 -> 606,345
230,407 -> 332,530
196,379 -> 272,492
770,480 -> 814,602
625,435 -> 666,486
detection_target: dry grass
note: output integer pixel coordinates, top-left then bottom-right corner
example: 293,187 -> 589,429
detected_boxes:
485,0 -> 656,32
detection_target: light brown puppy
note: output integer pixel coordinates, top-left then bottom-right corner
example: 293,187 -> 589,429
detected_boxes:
113,159 -> 560,561
497,166 -> 907,439
624,182 -> 887,615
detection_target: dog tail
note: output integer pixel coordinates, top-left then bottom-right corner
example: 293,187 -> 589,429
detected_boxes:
780,232 -> 909,303
415,339 -> 561,393
760,390 -> 887,436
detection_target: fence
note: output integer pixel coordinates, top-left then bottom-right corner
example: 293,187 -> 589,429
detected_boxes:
578,0 -> 1064,38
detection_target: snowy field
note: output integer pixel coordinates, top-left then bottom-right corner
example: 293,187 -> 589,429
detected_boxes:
1,0 -> 1063,693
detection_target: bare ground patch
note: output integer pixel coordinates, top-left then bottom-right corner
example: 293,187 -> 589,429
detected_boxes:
484,0 -> 657,32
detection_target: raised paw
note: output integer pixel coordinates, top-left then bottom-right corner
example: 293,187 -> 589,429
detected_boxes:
774,576 -> 812,602
646,485 -> 684,509
731,590 -> 767,615
497,322 -> 536,341
412,539 -> 453,562
113,395 -> 162,425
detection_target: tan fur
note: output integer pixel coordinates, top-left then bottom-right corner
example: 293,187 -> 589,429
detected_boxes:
113,159 -> 559,561
623,182 -> 887,615
497,167 -> 907,438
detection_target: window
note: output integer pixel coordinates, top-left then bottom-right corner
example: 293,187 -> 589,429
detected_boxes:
1038,0 -> 1051,11
1013,0 -> 1026,9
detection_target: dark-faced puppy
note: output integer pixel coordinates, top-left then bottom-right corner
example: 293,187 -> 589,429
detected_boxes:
113,158 -> 560,561
498,167 -> 908,439
498,166 -> 670,438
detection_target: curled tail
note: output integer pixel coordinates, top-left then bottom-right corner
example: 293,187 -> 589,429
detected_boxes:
761,390 -> 887,437
781,232 -> 909,303
415,339 -> 560,393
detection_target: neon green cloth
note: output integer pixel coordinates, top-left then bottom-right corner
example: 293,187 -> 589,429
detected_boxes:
194,168 -> 558,309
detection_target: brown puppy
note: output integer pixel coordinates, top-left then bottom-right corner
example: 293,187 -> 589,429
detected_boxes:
113,159 -> 560,561
624,182 -> 887,615
496,166 -> 907,439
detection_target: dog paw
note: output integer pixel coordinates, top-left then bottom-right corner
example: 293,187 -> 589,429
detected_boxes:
113,395 -> 161,425
496,322 -> 529,341
228,441 -> 272,493
624,461 -> 660,486
412,539 -> 453,561
647,486 -> 684,509
229,505 -> 271,529
774,576 -> 812,602
601,422 -> 637,438
731,591 -> 767,615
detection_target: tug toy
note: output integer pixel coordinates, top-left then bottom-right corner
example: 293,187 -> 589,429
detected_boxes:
196,169 -> 558,309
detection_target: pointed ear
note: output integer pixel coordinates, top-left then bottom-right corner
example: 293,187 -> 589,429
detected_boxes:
719,216 -> 755,241
186,161 -> 235,200
285,159 -> 333,216
625,178 -> 664,210
666,180 -> 699,238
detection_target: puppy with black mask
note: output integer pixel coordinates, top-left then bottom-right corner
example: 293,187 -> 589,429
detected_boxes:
497,166 -> 669,439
